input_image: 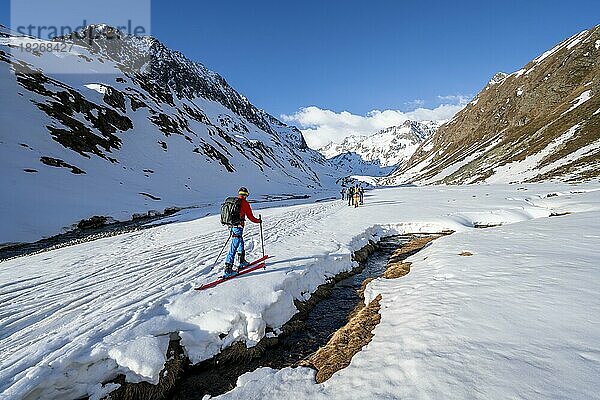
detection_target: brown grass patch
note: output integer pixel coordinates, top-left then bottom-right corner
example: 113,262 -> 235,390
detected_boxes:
384,235 -> 446,279
459,251 -> 473,256
301,234 -> 447,383
383,261 -> 411,279
387,235 -> 440,264
300,294 -> 382,383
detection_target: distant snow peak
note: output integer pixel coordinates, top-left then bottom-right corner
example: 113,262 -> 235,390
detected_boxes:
320,120 -> 439,175
70,24 -> 126,42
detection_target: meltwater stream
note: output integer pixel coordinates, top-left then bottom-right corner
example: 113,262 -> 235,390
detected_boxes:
169,235 -> 413,400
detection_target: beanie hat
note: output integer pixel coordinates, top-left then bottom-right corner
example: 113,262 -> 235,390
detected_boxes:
238,187 -> 249,196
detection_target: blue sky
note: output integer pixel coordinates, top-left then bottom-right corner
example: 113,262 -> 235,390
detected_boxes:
156,1 -> 597,116
1,1 -> 598,146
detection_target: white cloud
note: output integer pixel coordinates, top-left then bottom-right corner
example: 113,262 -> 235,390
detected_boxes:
281,99 -> 468,149
404,99 -> 425,108
436,94 -> 471,105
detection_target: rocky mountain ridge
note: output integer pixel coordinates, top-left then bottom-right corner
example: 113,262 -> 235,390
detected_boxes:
387,25 -> 600,185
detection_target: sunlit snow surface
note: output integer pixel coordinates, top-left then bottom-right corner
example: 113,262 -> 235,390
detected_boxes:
562,89 -> 593,116
1,184 -> 600,399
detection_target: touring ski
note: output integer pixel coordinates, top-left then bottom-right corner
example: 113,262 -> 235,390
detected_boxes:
196,255 -> 271,291
238,254 -> 271,271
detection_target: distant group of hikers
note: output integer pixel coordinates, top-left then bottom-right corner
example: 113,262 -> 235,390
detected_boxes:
341,185 -> 364,207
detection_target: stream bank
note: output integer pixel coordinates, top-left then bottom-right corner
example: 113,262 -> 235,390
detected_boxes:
108,234 -> 446,400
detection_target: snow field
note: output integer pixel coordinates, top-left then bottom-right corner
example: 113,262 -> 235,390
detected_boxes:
1,184 -> 600,399
218,187 -> 600,400
562,89 -> 593,116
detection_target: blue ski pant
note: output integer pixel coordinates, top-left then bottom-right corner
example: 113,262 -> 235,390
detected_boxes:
226,227 -> 244,265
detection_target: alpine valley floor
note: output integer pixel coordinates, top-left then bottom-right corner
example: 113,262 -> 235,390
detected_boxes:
1,184 -> 600,399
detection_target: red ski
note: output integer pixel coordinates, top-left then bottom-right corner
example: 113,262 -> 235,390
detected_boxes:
239,254 -> 271,270
195,255 -> 271,291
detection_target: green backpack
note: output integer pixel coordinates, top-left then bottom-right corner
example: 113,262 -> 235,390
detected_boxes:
221,197 -> 242,226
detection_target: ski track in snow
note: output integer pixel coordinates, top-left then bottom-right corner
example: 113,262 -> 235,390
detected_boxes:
0,199 -> 345,398
1,184 -> 600,399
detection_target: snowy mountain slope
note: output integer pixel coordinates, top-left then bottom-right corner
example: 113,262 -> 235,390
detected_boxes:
1,183 -> 599,400
319,120 -> 439,172
386,25 -> 600,185
0,25 -> 339,244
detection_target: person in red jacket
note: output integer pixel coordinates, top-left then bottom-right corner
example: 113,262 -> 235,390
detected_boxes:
224,187 -> 262,278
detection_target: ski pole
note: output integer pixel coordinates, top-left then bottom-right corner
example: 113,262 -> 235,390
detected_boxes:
259,214 -> 265,257
212,230 -> 232,269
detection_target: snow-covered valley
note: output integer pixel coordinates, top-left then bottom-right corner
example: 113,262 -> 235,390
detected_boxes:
1,183 -> 599,399
2,16 -> 600,400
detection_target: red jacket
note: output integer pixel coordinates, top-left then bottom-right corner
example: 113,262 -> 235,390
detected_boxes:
238,196 -> 261,225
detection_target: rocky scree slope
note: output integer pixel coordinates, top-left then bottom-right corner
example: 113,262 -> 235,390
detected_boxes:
387,25 -> 600,185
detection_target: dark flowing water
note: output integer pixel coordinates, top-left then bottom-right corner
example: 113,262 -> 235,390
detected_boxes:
170,236 -> 412,399
0,215 -> 170,262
